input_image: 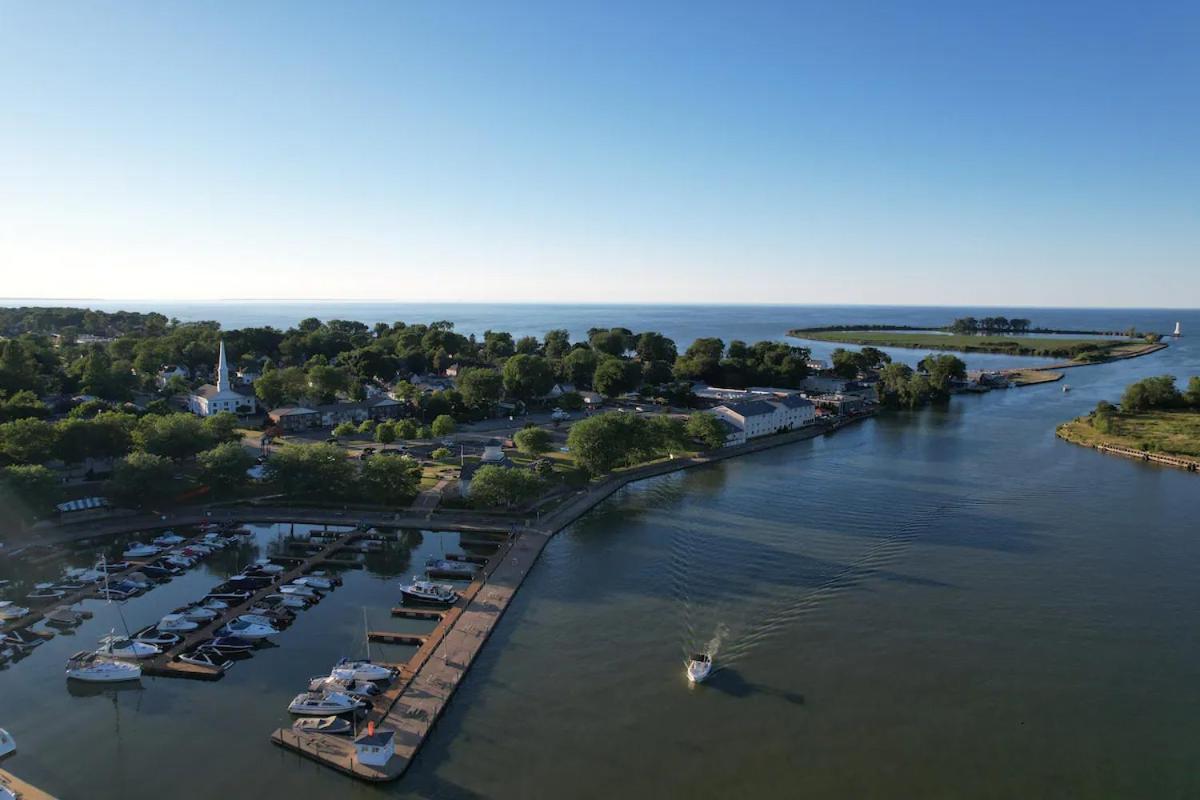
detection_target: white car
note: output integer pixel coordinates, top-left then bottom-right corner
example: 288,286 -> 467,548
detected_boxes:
551,409 -> 570,421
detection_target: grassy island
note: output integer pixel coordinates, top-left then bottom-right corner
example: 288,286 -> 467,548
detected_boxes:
789,329 -> 1155,362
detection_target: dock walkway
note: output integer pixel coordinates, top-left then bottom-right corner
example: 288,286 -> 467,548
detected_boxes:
0,767 -> 58,800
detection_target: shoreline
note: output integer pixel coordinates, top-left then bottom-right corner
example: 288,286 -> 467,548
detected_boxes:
1056,418 -> 1199,473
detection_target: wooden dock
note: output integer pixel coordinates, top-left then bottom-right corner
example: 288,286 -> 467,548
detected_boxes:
0,767 -> 59,800
366,631 -> 428,646
390,608 -> 445,620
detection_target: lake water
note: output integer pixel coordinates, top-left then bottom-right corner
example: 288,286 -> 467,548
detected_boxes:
0,304 -> 1197,798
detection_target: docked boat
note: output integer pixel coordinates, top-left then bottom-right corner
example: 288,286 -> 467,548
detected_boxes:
205,590 -> 251,603
26,583 -> 66,601
252,558 -> 285,575
179,605 -> 218,622
51,579 -> 89,592
425,558 -> 479,578
201,598 -> 230,611
216,619 -> 277,640
292,715 -> 352,736
237,612 -> 288,629
0,602 -> 30,621
334,658 -> 396,682
198,636 -> 255,656
152,533 -> 185,547
133,627 -> 183,648
177,649 -> 233,672
98,634 -> 160,660
97,585 -> 136,601
124,572 -> 155,589
259,593 -> 308,609
279,583 -> 318,599
162,555 -> 195,569
157,613 -> 199,633
95,560 -> 131,573
308,673 -> 380,698
294,575 -> 334,590
45,605 -> 86,629
0,727 -> 13,758
399,579 -> 459,606
65,651 -> 142,683
122,543 -> 160,559
686,653 -> 713,684
2,628 -> 44,650
287,690 -> 365,716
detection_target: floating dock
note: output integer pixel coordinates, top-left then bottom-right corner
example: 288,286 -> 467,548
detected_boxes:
0,767 -> 59,800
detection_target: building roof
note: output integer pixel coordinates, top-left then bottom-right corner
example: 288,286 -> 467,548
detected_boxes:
269,406 -> 319,417
722,399 -> 777,418
715,417 -> 742,434
192,384 -> 255,400
354,730 -> 395,747
776,394 -> 814,409
56,497 -> 109,513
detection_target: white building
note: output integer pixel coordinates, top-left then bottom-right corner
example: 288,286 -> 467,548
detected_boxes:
711,394 -> 816,445
156,364 -> 190,388
187,341 -> 257,417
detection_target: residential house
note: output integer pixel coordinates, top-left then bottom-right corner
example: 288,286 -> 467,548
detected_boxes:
267,406 -> 321,431
156,364 -> 190,388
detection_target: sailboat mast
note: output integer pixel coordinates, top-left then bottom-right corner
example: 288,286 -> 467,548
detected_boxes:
363,606 -> 370,662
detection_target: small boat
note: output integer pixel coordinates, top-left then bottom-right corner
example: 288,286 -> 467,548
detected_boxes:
201,598 -> 230,611
98,634 -> 160,660
279,583 -> 318,599
287,690 -> 365,716
157,614 -> 199,633
26,584 -> 66,601
292,716 -> 352,736
51,580 -> 89,592
0,727 -> 14,758
0,602 -> 30,621
162,555 -> 195,570
309,673 -> 380,697
199,636 -> 255,655
45,605 -> 85,629
152,533 -> 185,546
1062,385 -> 1070,392
122,543 -> 160,559
259,593 -> 308,609
95,560 -> 131,573
3,629 -> 44,650
133,628 -> 183,648
425,558 -> 478,578
97,585 -> 136,601
205,590 -> 251,603
179,605 -> 218,622
334,658 -> 396,683
66,651 -> 142,683
177,649 -> 233,672
1173,321 -> 1182,337
124,572 -> 155,589
137,563 -> 174,579
399,579 -> 459,606
252,558 -> 285,575
686,653 -> 713,684
238,612 -> 290,628
216,619 -> 277,640
294,575 -> 334,590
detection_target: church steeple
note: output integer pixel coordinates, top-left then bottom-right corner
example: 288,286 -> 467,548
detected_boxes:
216,340 -> 230,393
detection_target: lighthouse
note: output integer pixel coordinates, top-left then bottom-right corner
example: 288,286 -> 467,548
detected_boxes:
1174,322 -> 1182,337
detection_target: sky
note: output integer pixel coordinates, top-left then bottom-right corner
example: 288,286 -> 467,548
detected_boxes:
0,1 -> 1197,307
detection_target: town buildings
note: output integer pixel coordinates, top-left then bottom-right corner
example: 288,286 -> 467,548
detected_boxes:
187,341 -> 257,417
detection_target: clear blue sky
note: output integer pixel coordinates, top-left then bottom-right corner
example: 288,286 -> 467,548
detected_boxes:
1,1 -> 1196,306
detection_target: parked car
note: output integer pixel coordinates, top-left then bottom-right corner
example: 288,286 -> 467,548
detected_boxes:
551,409 -> 570,421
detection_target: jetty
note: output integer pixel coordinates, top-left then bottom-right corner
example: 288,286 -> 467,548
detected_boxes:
0,767 -> 58,800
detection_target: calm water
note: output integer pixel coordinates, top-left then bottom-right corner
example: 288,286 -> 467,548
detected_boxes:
1,304 -> 1198,798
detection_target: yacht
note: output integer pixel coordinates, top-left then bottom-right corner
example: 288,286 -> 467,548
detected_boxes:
201,598 -> 230,611
95,560 -> 131,573
133,627 -> 182,648
177,649 -> 233,672
260,593 -> 308,610
292,716 -> 352,736
279,583 -> 318,599
157,614 -> 199,633
308,673 -> 380,698
25,584 -> 66,601
0,727 -> 13,758
399,578 -> 459,606
294,575 -> 334,590
98,634 -> 161,660
199,636 -> 255,656
216,619 -> 277,640
334,659 -> 396,682
287,690 -> 365,716
253,558 -> 286,575
179,605 -> 219,622
152,533 -> 186,547
122,543 -> 160,559
65,651 -> 142,683
237,612 -> 287,629
205,590 -> 251,603
686,653 -> 713,684
0,602 -> 30,621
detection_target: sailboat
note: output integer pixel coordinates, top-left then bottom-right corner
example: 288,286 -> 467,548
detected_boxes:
333,608 -> 397,683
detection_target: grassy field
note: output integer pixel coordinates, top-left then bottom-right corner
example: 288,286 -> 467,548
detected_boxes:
1058,410 -> 1200,459
789,329 -> 1130,359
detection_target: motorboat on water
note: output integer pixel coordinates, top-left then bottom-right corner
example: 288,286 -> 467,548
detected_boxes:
216,619 -> 277,640
95,560 -> 131,573
237,612 -> 287,629
45,605 -> 86,629
26,583 -> 66,601
0,727 -> 13,758
0,602 -> 30,621
178,605 -> 218,622
308,673 -> 380,698
253,558 -> 285,575
65,651 -> 142,683
205,590 -> 251,604
279,583 -> 319,599
177,649 -> 233,672
288,690 -> 365,716
137,563 -> 174,580
425,558 -> 479,578
201,597 -> 230,610
334,658 -> 396,682
198,636 -> 255,656
157,614 -> 199,633
259,593 -> 308,609
294,575 -> 334,590
98,634 -> 160,660
399,578 -> 459,606
292,716 -> 352,736
124,572 -> 155,590
122,543 -> 160,559
133,627 -> 183,648
686,653 -> 713,684
3,628 -> 44,650
152,533 -> 185,547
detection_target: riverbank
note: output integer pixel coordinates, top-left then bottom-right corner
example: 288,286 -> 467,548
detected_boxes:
1056,412 -> 1200,472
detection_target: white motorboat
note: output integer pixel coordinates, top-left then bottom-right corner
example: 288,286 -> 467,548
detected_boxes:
122,543 -> 160,559
287,690 -> 365,716
98,634 -> 160,660
292,716 -> 352,736
334,658 -> 395,683
236,613 -> 281,628
261,593 -> 308,609
308,673 -> 380,698
163,555 -> 195,569
294,575 -> 334,590
95,560 -> 131,573
133,628 -> 182,648
152,533 -> 185,546
398,579 -> 458,606
177,649 -> 233,672
201,598 -> 230,611
179,605 -> 218,622
279,583 -> 318,599
26,584 -> 66,601
253,558 -> 285,575
157,613 -> 199,633
65,651 -> 142,683
0,602 -> 30,621
686,653 -> 713,684
0,727 -> 13,758
216,619 -> 277,640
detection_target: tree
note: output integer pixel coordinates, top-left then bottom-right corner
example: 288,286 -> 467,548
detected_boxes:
589,329 -> 629,357
859,347 -> 891,369
592,356 -> 640,397
635,332 -> 677,363
333,421 -> 357,437
515,336 -> 540,355
266,443 -> 355,499
918,354 -> 967,399
201,411 -> 240,444
831,348 -> 862,379
431,414 -> 456,437
0,417 -> 59,464
686,413 -> 728,449
112,451 -> 176,504
561,348 -> 600,388
673,338 -> 724,383
558,391 -> 585,411
646,415 -> 686,453
134,413 -> 212,460
360,455 -> 421,504
0,464 -> 59,516
197,441 -> 255,494
468,465 -> 543,509
357,418 -> 376,434
375,422 -> 396,444
502,354 -> 555,401
0,390 -> 48,423
566,412 -> 666,475
543,329 -> 571,360
482,330 -> 515,361
431,447 -> 452,460
1121,375 -> 1182,412
394,418 -> 418,439
457,367 -> 503,412
1185,376 -> 1200,409
514,426 -> 552,455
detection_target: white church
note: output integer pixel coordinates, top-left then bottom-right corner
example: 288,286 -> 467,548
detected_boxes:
187,341 -> 257,417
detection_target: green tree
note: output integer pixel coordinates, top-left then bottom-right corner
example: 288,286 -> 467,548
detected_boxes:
0,390 -> 49,423
831,348 -> 862,379
375,422 -> 396,444
134,413 -> 212,460
468,465 -> 544,509
514,426 -> 552,455
456,367 -> 501,412
202,411 -> 240,443
266,443 -> 355,499
431,447 -> 452,460
635,332 -> 678,363
357,418 -> 376,434
502,354 -> 555,401
565,412 -> 665,475
394,418 -> 418,439
673,338 -> 724,383
1121,375 -> 1182,412
561,347 -> 600,388
360,455 -> 421,504
112,451 -> 176,504
686,413 -> 728,449
333,421 -> 357,437
543,329 -> 572,360
197,441 -> 255,494
593,356 -> 640,397
558,392 -> 585,411
431,414 -> 456,437
1185,376 -> 1200,409
515,335 -> 541,355
0,464 -> 59,516
0,417 -> 59,464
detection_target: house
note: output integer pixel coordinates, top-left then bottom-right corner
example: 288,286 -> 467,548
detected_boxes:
805,358 -> 829,372
266,406 -> 321,431
315,397 -> 405,427
578,391 -> 604,408
444,364 -> 462,378
481,438 -> 505,462
711,393 -> 816,444
236,366 -> 261,384
187,342 -> 258,417
540,382 -> 576,401
156,364 -> 189,388
411,375 -> 456,394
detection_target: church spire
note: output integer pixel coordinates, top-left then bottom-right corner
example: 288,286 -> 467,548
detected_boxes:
216,340 -> 230,393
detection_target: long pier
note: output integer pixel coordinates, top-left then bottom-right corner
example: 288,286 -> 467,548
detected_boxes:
0,767 -> 58,800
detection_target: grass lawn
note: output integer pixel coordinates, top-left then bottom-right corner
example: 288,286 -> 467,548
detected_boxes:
1058,410 -> 1200,459
789,329 -> 1131,360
